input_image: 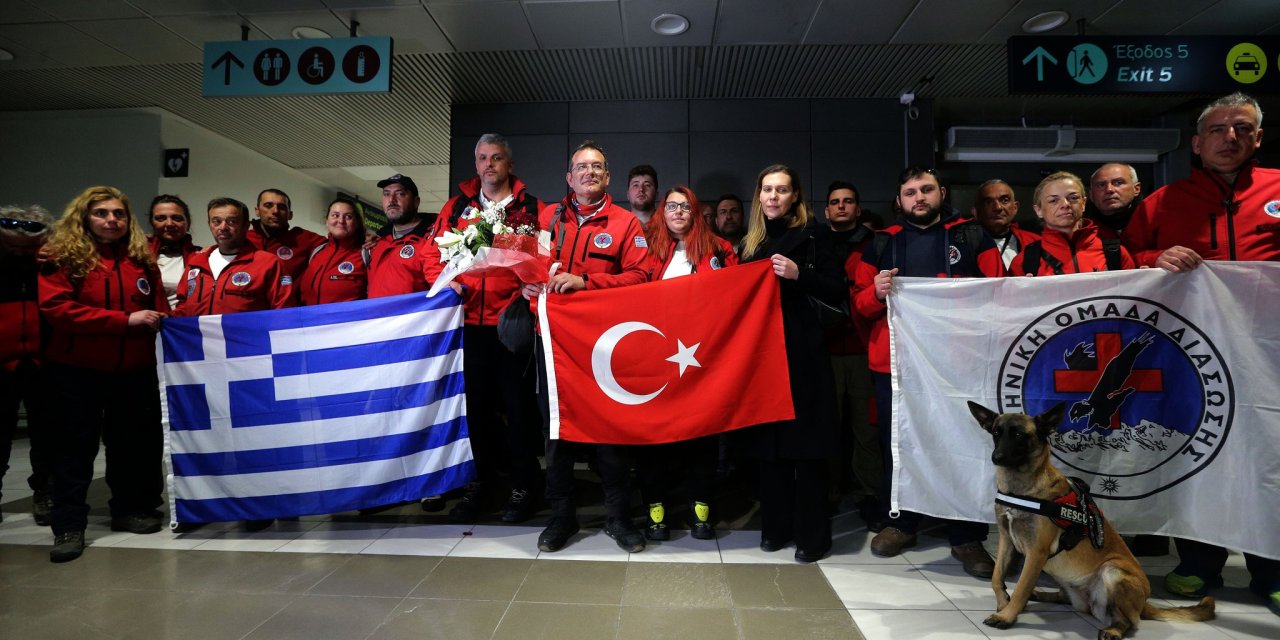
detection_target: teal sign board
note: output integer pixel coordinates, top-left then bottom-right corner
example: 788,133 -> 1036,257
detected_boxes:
1008,36 -> 1279,94
203,37 -> 391,97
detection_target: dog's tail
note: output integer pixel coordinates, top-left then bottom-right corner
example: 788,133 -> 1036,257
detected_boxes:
1140,597 -> 1215,622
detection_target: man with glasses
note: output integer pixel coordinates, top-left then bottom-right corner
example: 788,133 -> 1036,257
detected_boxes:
522,140 -> 650,554
1122,92 -> 1280,614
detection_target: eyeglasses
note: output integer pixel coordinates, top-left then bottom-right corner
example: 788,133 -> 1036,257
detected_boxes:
0,217 -> 47,233
664,202 -> 691,213
571,162 -> 606,174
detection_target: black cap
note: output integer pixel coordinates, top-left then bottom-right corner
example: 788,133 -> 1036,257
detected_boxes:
377,173 -> 419,197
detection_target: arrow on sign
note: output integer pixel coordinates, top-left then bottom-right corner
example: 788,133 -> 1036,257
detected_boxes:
211,51 -> 244,86
1021,46 -> 1059,82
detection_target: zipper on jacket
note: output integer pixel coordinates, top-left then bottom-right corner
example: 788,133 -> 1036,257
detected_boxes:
1208,211 -> 1219,250
1069,242 -> 1081,273
1224,199 -> 1239,260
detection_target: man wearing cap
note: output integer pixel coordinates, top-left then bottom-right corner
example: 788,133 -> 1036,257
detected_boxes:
246,188 -> 324,282
367,174 -> 437,298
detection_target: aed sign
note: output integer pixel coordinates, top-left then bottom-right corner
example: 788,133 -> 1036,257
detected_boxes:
203,37 -> 391,97
1008,36 -> 1280,94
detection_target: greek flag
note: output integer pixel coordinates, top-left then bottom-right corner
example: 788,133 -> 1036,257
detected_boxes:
157,291 -> 475,524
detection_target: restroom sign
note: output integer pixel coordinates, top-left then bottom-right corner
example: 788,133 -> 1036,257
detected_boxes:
203,37 -> 391,97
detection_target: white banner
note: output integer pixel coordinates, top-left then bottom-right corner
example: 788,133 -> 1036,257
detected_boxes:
889,262 -> 1280,560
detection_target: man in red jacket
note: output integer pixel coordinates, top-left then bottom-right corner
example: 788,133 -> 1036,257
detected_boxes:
1122,92 -> 1280,613
521,140 -> 650,554
174,197 -> 294,316
421,133 -> 545,524
367,174 -> 437,298
246,188 -> 324,281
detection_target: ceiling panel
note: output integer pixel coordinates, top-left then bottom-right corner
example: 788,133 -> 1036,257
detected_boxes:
1090,0 -> 1217,34
37,0 -> 145,21
621,0 -> 717,47
0,22 -> 134,66
978,0 -> 1117,44
154,14 -> 271,47
892,0 -> 1018,44
805,0 -> 912,45
1,1 -> 53,24
222,0 -> 327,11
331,6 -> 454,54
243,10 -> 352,39
525,0 -> 626,49
716,0 -> 821,45
1169,0 -> 1280,35
324,0 -> 422,8
74,18 -> 203,64
427,1 -> 538,51
124,0 -> 237,16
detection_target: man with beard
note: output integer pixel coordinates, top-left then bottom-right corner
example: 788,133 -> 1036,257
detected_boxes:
974,179 -> 1039,269
367,174 -> 437,298
246,189 -> 323,282
852,166 -> 1003,579
1086,164 -> 1143,240
626,165 -> 658,225
714,194 -> 746,249
1122,92 -> 1279,613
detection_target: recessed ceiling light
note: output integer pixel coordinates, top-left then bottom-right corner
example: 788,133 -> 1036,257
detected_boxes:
651,13 -> 689,36
0,48 -> 13,62
292,26 -> 331,39
1023,10 -> 1070,33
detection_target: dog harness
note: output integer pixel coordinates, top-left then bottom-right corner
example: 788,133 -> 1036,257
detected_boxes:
995,476 -> 1106,553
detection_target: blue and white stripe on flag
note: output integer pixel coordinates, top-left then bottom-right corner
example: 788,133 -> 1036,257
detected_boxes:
157,291 -> 474,524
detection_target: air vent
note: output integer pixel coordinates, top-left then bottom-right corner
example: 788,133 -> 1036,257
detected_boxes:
945,126 -> 1180,163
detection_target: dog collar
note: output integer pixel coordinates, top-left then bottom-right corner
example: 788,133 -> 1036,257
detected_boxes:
996,476 -> 1106,552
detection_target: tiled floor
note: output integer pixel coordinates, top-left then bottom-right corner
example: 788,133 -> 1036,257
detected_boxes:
2,437 -> 1277,639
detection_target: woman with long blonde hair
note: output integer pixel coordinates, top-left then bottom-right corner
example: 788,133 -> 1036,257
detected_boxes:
737,164 -> 845,563
38,186 -> 169,563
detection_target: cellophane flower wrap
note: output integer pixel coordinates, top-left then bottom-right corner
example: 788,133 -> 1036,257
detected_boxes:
428,200 -> 550,296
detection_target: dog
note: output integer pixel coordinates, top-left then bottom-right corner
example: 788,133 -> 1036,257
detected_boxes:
967,401 -> 1214,640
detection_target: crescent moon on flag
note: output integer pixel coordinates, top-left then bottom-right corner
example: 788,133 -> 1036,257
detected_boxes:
591,321 -> 667,405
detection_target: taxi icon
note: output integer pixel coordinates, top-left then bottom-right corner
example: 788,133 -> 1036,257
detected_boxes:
1234,52 -> 1261,75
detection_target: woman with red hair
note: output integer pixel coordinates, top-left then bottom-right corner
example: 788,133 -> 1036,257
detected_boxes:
636,186 -> 738,542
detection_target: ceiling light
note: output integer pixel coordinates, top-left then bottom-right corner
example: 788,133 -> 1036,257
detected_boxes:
0,48 -> 13,62
291,26 -> 331,39
650,13 -> 689,36
1022,10 -> 1069,33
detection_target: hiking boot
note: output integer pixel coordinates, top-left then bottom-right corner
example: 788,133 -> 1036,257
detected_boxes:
870,527 -> 917,557
689,501 -> 715,540
50,531 -> 85,563
501,488 -> 534,523
645,503 -> 669,541
760,537 -> 790,552
537,515 -> 580,552
32,489 -> 53,526
1165,571 -> 1223,597
952,542 -> 996,579
449,482 -> 484,524
420,494 -> 446,512
604,517 -> 645,553
110,511 -> 164,534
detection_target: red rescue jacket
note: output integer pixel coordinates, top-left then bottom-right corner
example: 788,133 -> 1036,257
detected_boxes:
367,216 -> 437,298
173,246 -> 294,316
247,222 -> 325,280
539,195 -> 649,289
299,236 -> 368,305
0,252 -> 42,370
1011,220 -> 1135,276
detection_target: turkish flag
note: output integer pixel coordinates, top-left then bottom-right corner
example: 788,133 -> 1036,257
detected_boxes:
539,260 -> 795,444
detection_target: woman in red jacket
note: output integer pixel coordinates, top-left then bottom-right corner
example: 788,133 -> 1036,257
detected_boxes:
147,194 -> 200,309
38,186 -> 168,563
636,186 -> 739,541
299,197 -> 368,305
1011,171 -> 1136,276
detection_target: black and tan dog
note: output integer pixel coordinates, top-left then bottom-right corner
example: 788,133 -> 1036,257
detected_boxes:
967,401 -> 1214,640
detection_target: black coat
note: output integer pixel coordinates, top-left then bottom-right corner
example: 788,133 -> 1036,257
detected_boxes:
737,220 -> 844,460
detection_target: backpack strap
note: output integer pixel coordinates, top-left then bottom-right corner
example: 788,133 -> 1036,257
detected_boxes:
1102,238 -> 1122,271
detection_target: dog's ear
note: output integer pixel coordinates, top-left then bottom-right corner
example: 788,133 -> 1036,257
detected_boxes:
1035,403 -> 1066,440
967,401 -> 999,433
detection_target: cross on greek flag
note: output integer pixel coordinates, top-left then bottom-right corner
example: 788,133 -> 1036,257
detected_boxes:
158,291 -> 475,524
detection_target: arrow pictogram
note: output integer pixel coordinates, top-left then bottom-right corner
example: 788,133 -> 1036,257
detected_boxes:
211,51 -> 244,86
1021,46 -> 1059,82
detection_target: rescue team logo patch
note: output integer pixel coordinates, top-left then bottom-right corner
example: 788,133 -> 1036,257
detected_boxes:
399,245 -> 415,259
136,278 -> 151,295
1265,200 -> 1280,218
277,246 -> 294,260
594,233 -> 613,249
230,272 -> 252,287
997,296 -> 1233,500
337,261 -> 355,274
947,245 -> 961,265
710,256 -> 722,270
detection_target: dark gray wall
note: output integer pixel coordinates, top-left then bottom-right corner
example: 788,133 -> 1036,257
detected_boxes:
449,98 -> 934,223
